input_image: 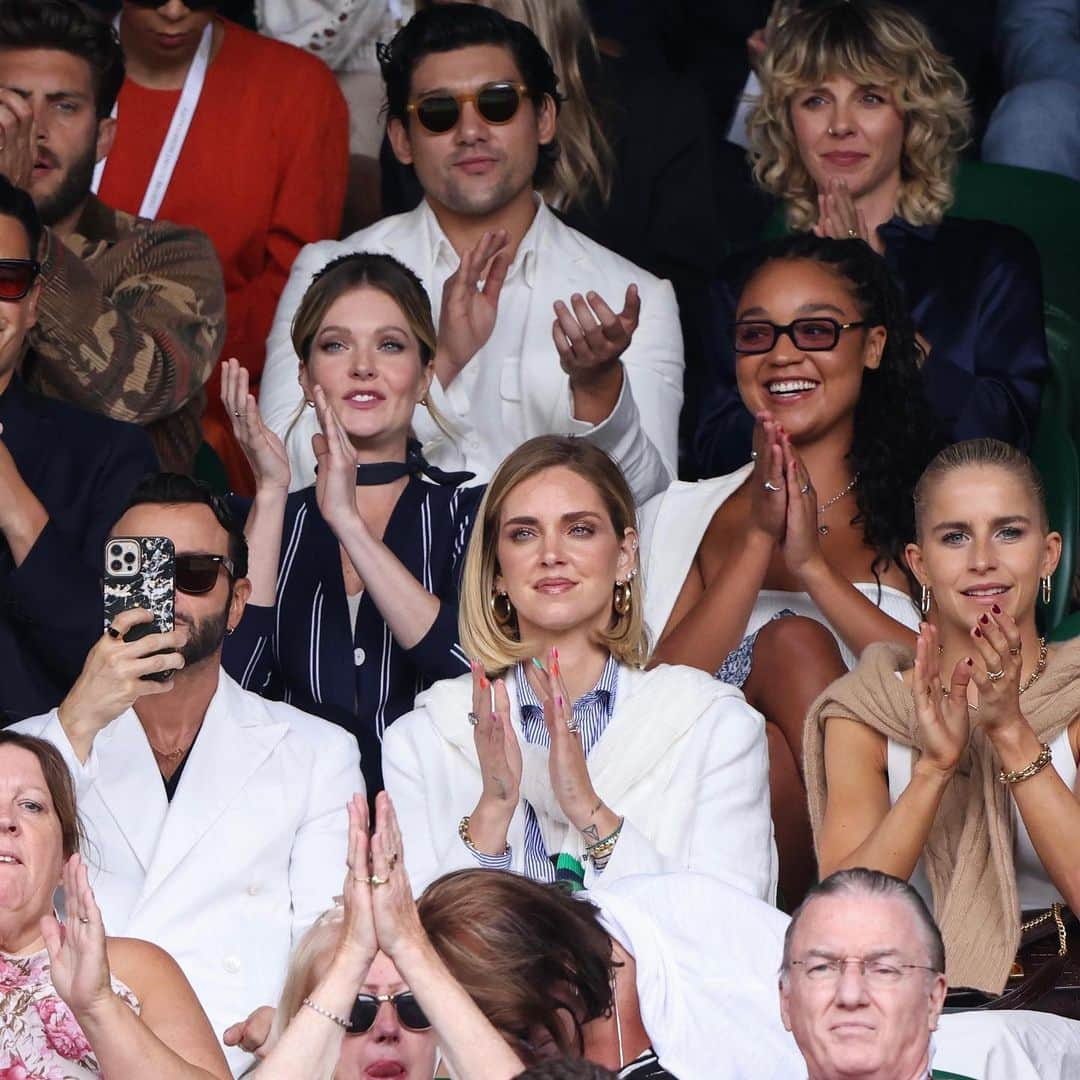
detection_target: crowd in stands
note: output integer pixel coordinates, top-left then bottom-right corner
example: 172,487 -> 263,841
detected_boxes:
1,1 -> 1079,1078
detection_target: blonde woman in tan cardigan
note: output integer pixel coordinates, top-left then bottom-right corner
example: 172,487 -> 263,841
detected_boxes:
807,438 -> 1080,1001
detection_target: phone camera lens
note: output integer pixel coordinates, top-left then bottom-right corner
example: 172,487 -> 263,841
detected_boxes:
110,544 -> 123,556
110,561 -> 122,572
123,552 -> 136,564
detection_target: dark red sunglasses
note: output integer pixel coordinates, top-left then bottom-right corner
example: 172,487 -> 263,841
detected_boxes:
0,259 -> 40,301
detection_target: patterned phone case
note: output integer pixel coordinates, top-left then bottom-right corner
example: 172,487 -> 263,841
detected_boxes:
103,536 -> 176,641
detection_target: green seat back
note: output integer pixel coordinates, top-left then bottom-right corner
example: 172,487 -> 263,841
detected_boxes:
193,440 -> 230,495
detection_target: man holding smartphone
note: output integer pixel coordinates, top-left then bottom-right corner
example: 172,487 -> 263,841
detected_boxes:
0,173 -> 156,724
14,471 -> 362,1076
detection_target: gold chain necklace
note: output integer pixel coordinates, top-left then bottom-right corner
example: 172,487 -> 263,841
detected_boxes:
941,636 -> 1048,710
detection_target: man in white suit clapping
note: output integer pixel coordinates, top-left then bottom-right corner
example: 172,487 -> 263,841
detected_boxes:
15,473 -> 362,1077
260,3 -> 684,505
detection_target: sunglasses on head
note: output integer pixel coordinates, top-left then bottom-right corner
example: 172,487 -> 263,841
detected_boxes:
126,0 -> 218,9
175,553 -> 234,595
347,991 -> 431,1035
732,317 -> 871,354
0,259 -> 41,301
406,81 -> 529,134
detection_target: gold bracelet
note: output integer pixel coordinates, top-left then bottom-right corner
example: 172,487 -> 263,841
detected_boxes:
459,815 -> 510,856
998,742 -> 1053,785
584,818 -> 624,862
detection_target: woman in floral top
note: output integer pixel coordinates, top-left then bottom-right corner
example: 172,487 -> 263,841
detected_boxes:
0,732 -> 229,1079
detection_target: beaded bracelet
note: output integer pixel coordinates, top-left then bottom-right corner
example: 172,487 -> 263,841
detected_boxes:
584,818 -> 624,863
459,814 -> 511,856
998,742 -> 1053,785
302,997 -> 349,1029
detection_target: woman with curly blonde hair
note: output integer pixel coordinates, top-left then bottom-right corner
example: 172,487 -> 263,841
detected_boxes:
694,0 -> 1050,479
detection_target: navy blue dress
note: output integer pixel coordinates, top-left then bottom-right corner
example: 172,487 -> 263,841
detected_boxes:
692,216 -> 1050,478
224,476 -> 483,795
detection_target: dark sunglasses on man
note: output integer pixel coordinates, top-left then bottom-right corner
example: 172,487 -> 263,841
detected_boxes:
176,553 -> 234,596
406,81 -> 529,134
347,991 -> 431,1035
0,259 -> 41,302
732,317 -> 871,354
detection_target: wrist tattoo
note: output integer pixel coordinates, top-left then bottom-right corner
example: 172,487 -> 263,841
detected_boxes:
581,823 -> 601,845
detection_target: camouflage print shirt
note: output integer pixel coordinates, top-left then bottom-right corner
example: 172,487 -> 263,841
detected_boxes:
24,195 -> 225,474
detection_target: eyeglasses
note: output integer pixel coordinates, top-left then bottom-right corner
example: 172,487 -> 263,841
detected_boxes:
789,957 -> 940,987
406,82 -> 529,134
732,317 -> 871,354
347,991 -> 431,1034
126,0 -> 218,9
0,259 -> 41,301
175,553 -> 235,595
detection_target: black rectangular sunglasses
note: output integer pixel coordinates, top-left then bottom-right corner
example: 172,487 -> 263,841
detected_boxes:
176,554 -> 234,596
348,991 -> 431,1034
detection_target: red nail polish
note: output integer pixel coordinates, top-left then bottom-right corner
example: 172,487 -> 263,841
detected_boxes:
966,657 -> 974,666
553,646 -> 559,661
992,604 -> 1001,615
979,614 -> 989,624
557,695 -> 564,708
552,660 -> 560,677
480,674 -> 489,690
974,627 -> 982,637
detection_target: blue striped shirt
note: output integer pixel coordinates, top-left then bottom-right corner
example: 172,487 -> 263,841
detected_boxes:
466,655 -> 620,881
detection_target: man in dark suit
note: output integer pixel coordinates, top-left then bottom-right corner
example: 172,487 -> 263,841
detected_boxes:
0,174 -> 156,722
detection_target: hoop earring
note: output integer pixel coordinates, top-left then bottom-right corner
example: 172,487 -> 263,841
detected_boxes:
920,584 -> 932,616
1041,575 -> 1053,606
613,569 -> 637,618
490,590 -> 515,628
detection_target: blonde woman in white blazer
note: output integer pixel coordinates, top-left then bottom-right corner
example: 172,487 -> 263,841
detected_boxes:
383,435 -> 776,900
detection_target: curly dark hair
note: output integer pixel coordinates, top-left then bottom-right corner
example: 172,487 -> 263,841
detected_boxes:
736,234 -> 942,587
0,0 -> 124,119
515,1061 -> 618,1080
377,3 -> 562,190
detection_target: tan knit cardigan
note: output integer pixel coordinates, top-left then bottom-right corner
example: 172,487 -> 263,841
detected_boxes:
806,638 -> 1080,991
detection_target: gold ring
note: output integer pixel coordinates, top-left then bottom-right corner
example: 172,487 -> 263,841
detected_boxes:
847,228 -> 858,238
986,668 -> 1006,681
369,874 -> 389,887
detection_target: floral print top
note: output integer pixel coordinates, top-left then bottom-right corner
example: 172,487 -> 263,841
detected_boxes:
0,947 -> 140,1079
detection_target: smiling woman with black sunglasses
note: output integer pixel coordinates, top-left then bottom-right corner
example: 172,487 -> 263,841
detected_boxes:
641,233 -> 940,908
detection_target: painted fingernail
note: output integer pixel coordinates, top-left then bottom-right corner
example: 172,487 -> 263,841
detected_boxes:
557,695 -> 564,708
553,646 -> 559,661
480,674 -> 489,690
974,627 -> 982,637
992,604 -> 1001,615
966,657 -> 974,666
979,614 -> 989,625
531,656 -> 546,673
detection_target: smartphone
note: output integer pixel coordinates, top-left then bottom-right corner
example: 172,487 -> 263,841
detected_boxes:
103,536 -> 176,681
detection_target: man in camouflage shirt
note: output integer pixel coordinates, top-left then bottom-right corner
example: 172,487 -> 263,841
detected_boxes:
0,0 -> 224,473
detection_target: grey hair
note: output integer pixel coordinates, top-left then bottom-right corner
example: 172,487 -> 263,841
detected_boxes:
913,437 -> 1048,540
780,868 -> 945,976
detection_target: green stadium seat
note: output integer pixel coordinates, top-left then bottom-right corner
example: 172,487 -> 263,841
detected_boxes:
194,440 -> 230,495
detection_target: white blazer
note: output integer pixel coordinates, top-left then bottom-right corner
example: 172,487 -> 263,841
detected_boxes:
382,662 -> 777,902
15,672 -> 362,1078
260,199 -> 684,505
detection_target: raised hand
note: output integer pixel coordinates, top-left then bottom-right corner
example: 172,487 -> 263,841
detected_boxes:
911,622 -> 974,777
813,178 -> 872,247
311,384 -> 364,537
41,855 -> 113,1022
369,792 -> 426,961
553,284 -> 640,388
779,431 -> 825,578
968,606 -> 1028,736
437,229 -> 510,377
0,89 -> 35,191
58,609 -> 186,758
748,412 -> 787,543
467,661 -> 521,851
221,358 -> 290,492
334,794 -> 378,976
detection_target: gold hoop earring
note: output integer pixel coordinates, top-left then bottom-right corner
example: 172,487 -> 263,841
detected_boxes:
613,577 -> 633,618
920,584 -> 932,616
491,591 -> 515,628
1041,575 -> 1053,606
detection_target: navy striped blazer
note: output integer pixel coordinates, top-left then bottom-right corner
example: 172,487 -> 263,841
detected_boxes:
224,478 -> 483,793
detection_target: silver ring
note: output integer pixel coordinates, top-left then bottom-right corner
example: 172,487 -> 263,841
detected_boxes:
78,916 -> 90,924
233,410 -> 243,418
986,668 -> 1006,681
750,450 -> 758,461
467,711 -> 480,726
799,482 -> 811,495
566,719 -> 581,734
763,480 -> 782,492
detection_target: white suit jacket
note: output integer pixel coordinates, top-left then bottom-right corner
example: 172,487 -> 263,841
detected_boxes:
383,663 -> 777,902
260,199 -> 684,505
15,672 -> 362,1077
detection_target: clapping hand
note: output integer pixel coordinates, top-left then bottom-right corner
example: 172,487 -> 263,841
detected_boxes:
749,412 -> 788,543
553,284 -> 640,388
369,793 -> 426,960
911,622 -> 974,778
41,855 -> 113,1023
469,661 -> 521,816
311,384 -> 364,537
812,178 -> 872,247
221,358 -> 290,492
437,230 -> 510,377
0,89 -> 35,191
967,606 -> 1027,736
334,794 -> 379,977
778,429 -> 825,578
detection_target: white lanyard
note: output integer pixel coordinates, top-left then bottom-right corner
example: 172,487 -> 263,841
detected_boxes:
91,18 -> 213,220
